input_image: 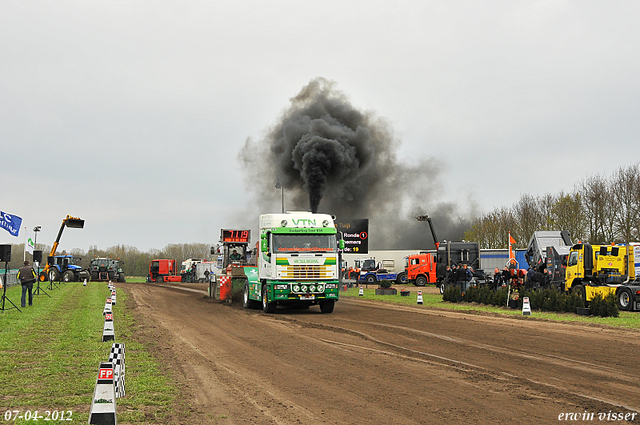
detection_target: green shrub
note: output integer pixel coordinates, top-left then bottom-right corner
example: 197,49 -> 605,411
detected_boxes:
604,292 -> 619,317
492,288 -> 509,306
519,288 -> 585,314
444,285 -> 509,307
463,286 -> 478,302
379,279 -> 392,288
443,285 -> 462,302
542,289 -> 558,312
589,292 -> 619,318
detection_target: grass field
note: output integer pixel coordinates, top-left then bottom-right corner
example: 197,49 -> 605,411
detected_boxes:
0,281 -> 177,424
341,285 -> 640,329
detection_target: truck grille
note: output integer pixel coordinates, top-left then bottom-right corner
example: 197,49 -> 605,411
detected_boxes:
278,265 -> 333,279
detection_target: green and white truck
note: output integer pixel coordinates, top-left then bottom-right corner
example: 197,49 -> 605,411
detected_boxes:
241,211 -> 344,314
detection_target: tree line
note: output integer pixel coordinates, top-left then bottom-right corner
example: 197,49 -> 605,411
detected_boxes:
465,163 -> 640,249
2,242 -> 214,277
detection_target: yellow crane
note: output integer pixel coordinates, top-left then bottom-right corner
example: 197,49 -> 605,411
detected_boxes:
39,215 -> 85,282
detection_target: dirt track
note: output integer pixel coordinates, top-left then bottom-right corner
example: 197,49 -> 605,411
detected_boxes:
123,282 -> 640,424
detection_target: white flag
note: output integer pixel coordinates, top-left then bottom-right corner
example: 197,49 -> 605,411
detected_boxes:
25,227 -> 34,254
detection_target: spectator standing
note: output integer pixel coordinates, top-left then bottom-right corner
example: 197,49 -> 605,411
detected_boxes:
17,260 -> 37,307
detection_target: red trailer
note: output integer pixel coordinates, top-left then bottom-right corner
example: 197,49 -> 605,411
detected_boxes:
148,259 -> 182,283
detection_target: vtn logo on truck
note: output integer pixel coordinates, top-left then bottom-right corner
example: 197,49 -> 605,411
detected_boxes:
292,219 -> 316,226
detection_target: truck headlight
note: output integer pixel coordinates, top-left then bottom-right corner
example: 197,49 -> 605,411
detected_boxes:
275,284 -> 288,290
317,284 -> 324,292
301,285 -> 308,292
325,284 -> 337,289
293,285 -> 300,292
309,284 -> 316,292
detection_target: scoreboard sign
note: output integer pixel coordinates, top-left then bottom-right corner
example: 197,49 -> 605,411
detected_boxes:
221,229 -> 250,243
334,219 -> 369,254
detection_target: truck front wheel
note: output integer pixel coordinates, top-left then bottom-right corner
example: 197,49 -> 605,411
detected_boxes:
365,275 -> 376,284
617,288 -> 632,311
319,300 -> 335,313
415,275 -> 428,287
156,275 -> 164,283
262,286 -> 276,313
395,272 -> 407,284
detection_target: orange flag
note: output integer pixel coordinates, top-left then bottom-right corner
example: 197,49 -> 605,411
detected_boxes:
508,232 -> 516,262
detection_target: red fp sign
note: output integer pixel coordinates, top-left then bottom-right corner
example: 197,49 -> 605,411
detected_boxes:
98,368 -> 113,380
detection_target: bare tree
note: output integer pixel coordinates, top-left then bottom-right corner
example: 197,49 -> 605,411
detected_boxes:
611,164 -> 640,242
512,194 -> 544,243
549,191 -> 586,242
580,174 -> 614,244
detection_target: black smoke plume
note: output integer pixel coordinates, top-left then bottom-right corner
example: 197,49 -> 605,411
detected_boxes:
239,78 -> 471,249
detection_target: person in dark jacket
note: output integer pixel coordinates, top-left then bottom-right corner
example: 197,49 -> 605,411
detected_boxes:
17,260 -> 37,307
454,263 -> 468,291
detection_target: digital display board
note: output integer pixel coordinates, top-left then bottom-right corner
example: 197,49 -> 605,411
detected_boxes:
221,229 -> 250,243
334,219 -> 369,253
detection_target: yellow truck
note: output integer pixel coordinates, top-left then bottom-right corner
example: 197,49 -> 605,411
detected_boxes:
563,243 -> 640,311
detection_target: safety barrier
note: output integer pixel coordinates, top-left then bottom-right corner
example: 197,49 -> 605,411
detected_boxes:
103,311 -> 115,342
90,284 -> 127,423
88,362 -> 117,424
109,343 -> 126,398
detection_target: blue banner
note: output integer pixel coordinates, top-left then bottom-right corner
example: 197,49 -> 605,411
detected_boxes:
0,211 -> 22,237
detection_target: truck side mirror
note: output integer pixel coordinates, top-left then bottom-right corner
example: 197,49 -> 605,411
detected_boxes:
339,239 -> 345,250
261,234 -> 268,253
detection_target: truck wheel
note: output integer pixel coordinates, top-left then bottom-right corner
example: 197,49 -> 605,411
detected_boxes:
62,270 -> 75,282
415,275 -> 428,287
439,283 -> 445,295
119,273 -> 126,283
617,288 -> 632,311
395,272 -> 407,284
365,275 -> 376,284
319,300 -> 335,313
49,269 -> 60,282
91,272 -> 99,280
156,275 -> 164,283
243,283 -> 260,309
262,286 -> 276,313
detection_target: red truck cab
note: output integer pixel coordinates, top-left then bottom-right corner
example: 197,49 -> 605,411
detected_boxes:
405,252 -> 436,286
148,259 -> 183,283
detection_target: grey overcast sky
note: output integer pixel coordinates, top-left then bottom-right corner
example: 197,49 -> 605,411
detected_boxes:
1,1 -> 639,252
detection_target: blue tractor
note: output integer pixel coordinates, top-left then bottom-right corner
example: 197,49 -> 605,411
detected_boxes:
47,255 -> 91,282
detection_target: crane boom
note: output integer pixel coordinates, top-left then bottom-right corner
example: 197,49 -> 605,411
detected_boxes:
48,215 -> 85,258
415,215 -> 439,250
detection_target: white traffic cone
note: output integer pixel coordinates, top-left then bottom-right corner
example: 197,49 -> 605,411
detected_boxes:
359,286 -> 364,296
417,290 -> 423,305
83,278 -> 87,286
522,296 -> 531,316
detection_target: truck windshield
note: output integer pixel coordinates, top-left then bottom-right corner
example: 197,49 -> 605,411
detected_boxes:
272,234 -> 337,253
362,259 -> 376,270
